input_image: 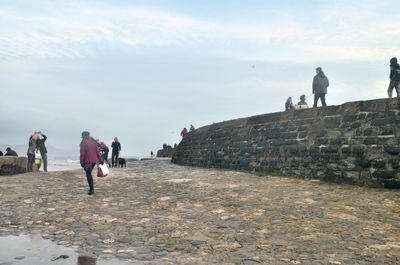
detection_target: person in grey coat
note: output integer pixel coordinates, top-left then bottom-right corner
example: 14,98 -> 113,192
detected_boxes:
312,67 -> 329,107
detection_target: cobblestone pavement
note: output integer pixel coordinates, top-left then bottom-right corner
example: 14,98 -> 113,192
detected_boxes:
1,159 -> 400,264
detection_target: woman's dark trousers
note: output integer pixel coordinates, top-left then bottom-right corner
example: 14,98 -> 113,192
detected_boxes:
83,163 -> 95,192
112,151 -> 119,167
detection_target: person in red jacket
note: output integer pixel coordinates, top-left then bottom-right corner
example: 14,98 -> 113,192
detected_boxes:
80,131 -> 102,195
180,127 -> 188,138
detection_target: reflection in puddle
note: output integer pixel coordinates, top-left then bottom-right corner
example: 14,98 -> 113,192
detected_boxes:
78,256 -> 96,265
0,234 -> 129,265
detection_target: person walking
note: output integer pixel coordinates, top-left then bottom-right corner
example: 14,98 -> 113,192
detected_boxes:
36,131 -> 48,172
388,57 -> 400,98
111,137 -> 121,167
27,133 -> 38,172
100,142 -> 111,167
312,67 -> 329,107
80,131 -> 102,195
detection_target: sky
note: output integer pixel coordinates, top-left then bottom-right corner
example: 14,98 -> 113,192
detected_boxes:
1,0 -> 399,156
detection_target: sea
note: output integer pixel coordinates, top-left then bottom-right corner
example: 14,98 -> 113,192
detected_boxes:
47,156 -> 81,171
47,156 -> 142,171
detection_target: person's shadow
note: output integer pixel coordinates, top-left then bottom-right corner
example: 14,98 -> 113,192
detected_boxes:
77,256 -> 96,265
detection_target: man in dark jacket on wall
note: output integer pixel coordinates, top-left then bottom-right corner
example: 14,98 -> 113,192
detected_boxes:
388,57 -> 400,98
80,131 -> 102,195
111,137 -> 121,168
312,67 -> 329,107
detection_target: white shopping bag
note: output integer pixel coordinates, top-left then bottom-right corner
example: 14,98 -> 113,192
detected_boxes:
97,163 -> 109,177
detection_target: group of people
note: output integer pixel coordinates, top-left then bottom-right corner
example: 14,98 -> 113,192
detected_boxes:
180,124 -> 195,138
80,132 -> 122,195
286,59 -> 400,111
94,137 -> 121,168
285,94 -> 309,111
285,67 -> 329,111
0,147 -> 18,157
27,131 -> 48,172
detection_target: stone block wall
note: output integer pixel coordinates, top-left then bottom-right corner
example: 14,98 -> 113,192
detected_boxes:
0,157 -> 27,176
172,98 -> 400,188
157,148 -> 175,158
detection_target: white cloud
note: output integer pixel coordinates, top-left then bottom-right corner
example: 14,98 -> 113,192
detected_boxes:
0,1 -> 399,62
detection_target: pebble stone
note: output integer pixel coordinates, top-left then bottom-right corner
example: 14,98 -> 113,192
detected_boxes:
0,159 -> 400,264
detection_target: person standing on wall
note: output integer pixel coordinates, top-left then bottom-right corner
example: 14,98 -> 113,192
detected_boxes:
180,127 -> 188,138
388,57 -> 400,98
111,137 -> 121,167
312,67 -> 329,107
80,131 -> 102,195
36,131 -> 48,172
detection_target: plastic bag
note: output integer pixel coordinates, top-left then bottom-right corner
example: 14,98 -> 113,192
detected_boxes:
97,164 -> 109,177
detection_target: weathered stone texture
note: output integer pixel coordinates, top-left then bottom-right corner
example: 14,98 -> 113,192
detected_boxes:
173,98 -> 400,188
0,157 -> 27,175
156,148 -> 175,158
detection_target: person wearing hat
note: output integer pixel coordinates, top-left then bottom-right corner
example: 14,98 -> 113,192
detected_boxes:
388,57 -> 400,98
80,131 -> 103,195
312,67 -> 329,107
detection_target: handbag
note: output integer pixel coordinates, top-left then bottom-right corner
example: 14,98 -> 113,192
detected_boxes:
97,164 -> 109,177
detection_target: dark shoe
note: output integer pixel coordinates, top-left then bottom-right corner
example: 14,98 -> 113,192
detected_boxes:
88,190 -> 94,195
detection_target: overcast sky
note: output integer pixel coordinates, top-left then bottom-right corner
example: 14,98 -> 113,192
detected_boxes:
1,0 -> 399,156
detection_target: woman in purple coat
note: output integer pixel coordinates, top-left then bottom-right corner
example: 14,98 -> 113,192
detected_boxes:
80,131 -> 102,195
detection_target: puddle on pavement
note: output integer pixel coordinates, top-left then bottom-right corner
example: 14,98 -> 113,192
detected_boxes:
0,234 -> 129,265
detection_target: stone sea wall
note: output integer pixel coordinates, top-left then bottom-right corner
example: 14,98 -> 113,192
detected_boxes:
172,98 -> 400,188
157,148 -> 175,158
0,157 -> 27,176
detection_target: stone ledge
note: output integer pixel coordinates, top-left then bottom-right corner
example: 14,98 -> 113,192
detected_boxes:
173,98 -> 400,188
0,157 -> 27,175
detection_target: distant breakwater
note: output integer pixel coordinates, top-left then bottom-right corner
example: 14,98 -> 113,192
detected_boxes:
173,98 -> 400,188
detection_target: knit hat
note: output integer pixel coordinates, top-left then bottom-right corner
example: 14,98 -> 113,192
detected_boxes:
316,67 -> 322,71
81,131 -> 90,138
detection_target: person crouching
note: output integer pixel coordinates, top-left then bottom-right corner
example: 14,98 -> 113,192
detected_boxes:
80,131 -> 103,195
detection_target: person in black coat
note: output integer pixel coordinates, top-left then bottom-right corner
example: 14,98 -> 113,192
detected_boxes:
111,137 -> 121,167
388,57 -> 400,98
5,147 -> 18,156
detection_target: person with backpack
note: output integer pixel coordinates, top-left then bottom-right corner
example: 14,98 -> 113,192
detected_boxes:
388,57 -> 400,98
312,67 -> 329,107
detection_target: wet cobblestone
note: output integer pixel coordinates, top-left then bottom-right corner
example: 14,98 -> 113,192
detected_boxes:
0,159 -> 400,264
